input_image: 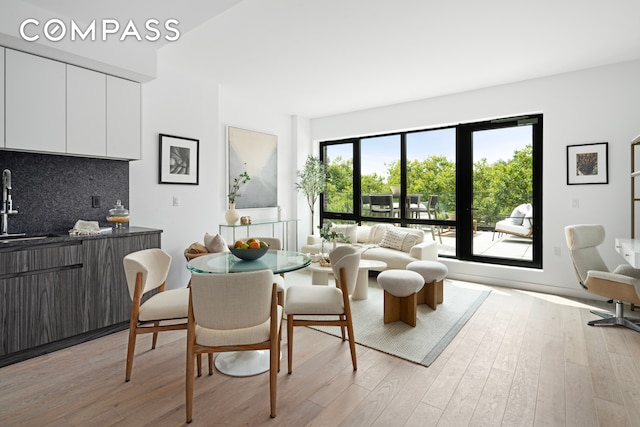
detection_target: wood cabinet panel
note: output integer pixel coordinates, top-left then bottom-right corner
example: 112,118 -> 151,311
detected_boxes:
0,268 -> 83,354
82,233 -> 161,330
0,243 -> 83,276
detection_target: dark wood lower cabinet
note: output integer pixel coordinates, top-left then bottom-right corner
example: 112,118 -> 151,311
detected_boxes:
0,229 -> 161,366
82,233 -> 161,330
0,267 -> 83,354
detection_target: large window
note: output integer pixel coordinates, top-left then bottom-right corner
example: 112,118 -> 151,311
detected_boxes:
320,114 -> 542,268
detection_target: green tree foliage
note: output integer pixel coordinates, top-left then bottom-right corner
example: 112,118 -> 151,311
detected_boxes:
323,144 -> 532,227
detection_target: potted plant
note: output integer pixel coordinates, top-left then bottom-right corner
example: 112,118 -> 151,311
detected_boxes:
317,223 -> 349,254
295,155 -> 326,234
225,165 -> 250,225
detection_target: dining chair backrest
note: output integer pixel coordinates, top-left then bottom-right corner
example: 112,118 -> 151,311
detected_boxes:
330,247 -> 361,296
369,194 -> 393,207
123,248 -> 172,299
190,270 -> 274,330
255,237 -> 282,250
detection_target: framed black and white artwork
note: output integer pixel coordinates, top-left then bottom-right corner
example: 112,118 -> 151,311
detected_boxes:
159,134 -> 199,185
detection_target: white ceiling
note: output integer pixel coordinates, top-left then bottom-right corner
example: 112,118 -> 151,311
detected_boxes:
19,0 -> 640,118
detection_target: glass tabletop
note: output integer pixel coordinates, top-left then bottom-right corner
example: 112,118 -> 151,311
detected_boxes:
187,250 -> 311,275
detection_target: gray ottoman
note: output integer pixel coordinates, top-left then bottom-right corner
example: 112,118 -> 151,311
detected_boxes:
406,260 -> 448,311
377,269 -> 425,327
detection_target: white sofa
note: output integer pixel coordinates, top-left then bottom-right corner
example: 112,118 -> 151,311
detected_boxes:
301,223 -> 438,270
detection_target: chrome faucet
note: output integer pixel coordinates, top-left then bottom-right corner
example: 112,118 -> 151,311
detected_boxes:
2,169 -> 19,236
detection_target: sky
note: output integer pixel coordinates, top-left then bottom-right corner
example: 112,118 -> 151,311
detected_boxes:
326,126 -> 532,177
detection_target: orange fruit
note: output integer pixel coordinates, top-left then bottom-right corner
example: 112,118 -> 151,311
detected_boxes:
234,240 -> 244,248
249,241 -> 260,249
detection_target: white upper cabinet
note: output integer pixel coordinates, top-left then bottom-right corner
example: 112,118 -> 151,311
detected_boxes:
106,76 -> 141,160
0,48 -> 4,148
5,49 -> 66,153
67,65 -> 107,157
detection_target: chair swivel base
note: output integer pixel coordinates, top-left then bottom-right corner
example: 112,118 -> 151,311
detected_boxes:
588,301 -> 640,333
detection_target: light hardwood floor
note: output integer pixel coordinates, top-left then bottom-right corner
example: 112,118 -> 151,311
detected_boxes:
1,285 -> 639,426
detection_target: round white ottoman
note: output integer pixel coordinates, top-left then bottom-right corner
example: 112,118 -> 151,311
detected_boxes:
377,269 -> 425,327
406,260 -> 448,311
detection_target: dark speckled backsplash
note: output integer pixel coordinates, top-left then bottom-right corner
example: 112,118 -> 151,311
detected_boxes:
0,151 -> 129,234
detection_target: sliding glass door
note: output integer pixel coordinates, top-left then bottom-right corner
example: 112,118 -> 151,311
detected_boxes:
320,114 -> 542,269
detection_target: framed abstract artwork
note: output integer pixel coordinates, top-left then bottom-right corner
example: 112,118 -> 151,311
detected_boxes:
227,126 -> 278,208
159,134 -> 199,185
566,142 -> 608,185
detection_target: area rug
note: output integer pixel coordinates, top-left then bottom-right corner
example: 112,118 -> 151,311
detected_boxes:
292,272 -> 491,367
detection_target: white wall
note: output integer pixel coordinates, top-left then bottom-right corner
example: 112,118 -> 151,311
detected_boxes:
311,59 -> 640,297
131,56 -> 220,289
133,52 -> 302,288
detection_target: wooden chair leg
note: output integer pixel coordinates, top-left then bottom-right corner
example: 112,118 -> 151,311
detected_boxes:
340,314 -> 346,341
436,279 -> 444,304
186,350 -> 194,423
196,354 -> 202,377
270,337 -> 278,418
125,326 -> 137,382
346,317 -> 357,370
151,321 -> 160,349
287,315 -> 294,374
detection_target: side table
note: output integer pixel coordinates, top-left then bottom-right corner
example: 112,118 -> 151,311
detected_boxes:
309,263 -> 333,285
352,260 -> 387,300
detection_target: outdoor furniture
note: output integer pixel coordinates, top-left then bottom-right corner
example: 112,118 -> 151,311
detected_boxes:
493,203 -> 533,240
369,194 -> 395,217
406,260 -> 448,310
377,269 -> 425,326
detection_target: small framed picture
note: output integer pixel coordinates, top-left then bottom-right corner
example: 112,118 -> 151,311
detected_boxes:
159,134 -> 199,185
566,142 -> 608,185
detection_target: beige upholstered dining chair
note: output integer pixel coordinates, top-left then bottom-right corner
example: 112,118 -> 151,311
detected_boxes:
565,224 -> 640,332
285,246 -> 361,374
186,270 -> 282,422
122,248 -> 190,381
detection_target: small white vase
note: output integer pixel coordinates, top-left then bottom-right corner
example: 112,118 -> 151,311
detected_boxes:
225,203 -> 240,225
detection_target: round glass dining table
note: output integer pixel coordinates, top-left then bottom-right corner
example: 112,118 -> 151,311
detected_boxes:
186,250 -> 311,377
187,250 -> 311,275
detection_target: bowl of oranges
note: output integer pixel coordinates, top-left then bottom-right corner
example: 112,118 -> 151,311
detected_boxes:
229,237 -> 270,260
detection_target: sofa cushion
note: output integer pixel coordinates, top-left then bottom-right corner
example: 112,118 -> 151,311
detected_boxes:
380,227 -> 407,250
368,224 -> 392,244
356,225 -> 371,243
331,223 -> 358,243
509,203 -> 531,225
380,227 -> 423,253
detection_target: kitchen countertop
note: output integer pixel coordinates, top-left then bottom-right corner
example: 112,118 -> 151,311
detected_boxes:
0,226 -> 163,251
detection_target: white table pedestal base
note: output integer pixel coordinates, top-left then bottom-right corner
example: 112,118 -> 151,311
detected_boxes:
215,350 -> 280,377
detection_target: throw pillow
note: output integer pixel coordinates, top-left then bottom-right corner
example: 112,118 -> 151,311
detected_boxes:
368,223 -> 392,244
204,233 -> 229,253
379,227 -> 408,251
400,231 -> 422,253
331,223 -> 357,243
